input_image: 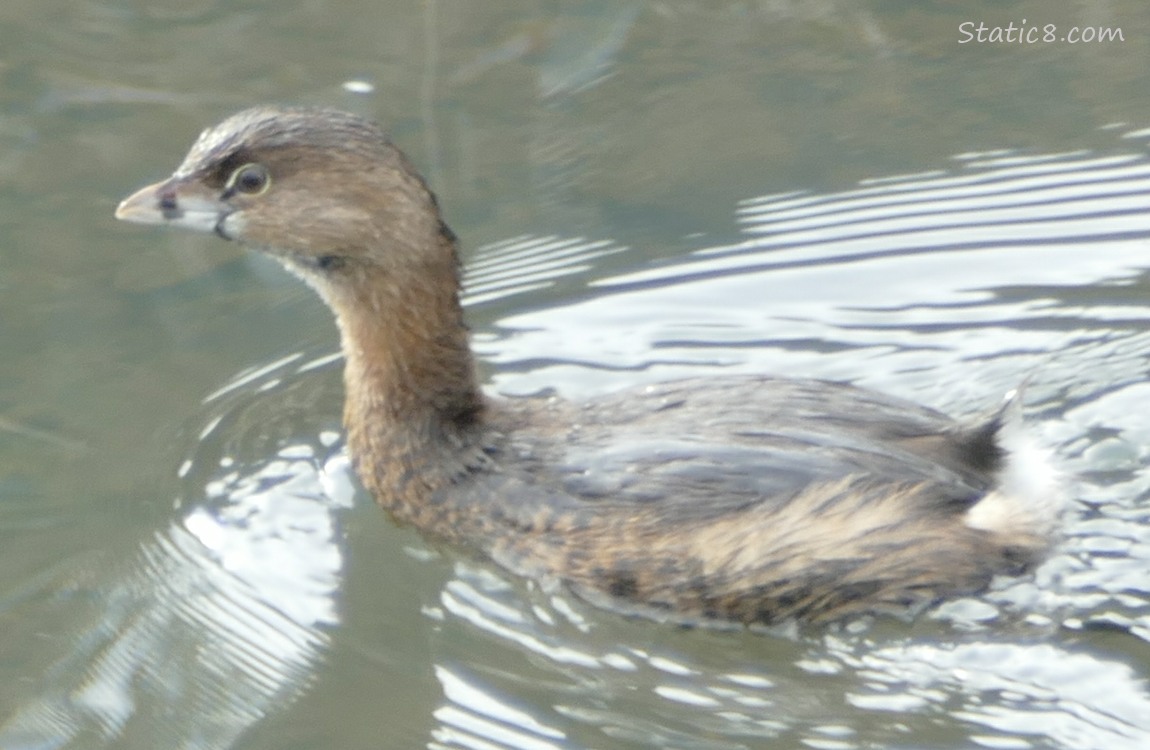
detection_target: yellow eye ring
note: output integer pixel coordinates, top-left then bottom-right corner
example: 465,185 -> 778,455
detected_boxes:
226,162 -> 271,195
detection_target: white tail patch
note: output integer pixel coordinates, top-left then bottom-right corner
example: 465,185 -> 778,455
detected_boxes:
964,392 -> 1066,540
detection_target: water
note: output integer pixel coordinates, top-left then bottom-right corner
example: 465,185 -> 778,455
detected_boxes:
2,2 -> 1150,748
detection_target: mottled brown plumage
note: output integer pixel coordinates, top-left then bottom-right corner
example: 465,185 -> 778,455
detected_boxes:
116,106 -> 1065,625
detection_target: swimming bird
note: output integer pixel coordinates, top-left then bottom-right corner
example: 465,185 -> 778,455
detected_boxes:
115,106 -> 1064,625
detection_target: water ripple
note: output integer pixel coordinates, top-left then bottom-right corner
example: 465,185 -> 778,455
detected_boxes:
0,355 -> 351,750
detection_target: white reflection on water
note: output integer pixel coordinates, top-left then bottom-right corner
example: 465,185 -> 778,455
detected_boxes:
489,146 -> 1150,403
850,640 -> 1150,750
0,357 -> 354,750
427,555 -> 1150,750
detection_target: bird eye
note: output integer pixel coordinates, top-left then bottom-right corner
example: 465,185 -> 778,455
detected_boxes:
226,163 -> 270,196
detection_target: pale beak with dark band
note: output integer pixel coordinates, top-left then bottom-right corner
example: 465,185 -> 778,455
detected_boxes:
115,179 -> 236,237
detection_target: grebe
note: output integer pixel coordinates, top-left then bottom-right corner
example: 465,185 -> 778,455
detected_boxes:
116,106 -> 1064,624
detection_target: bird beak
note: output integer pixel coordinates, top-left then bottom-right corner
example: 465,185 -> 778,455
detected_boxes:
115,177 -> 234,237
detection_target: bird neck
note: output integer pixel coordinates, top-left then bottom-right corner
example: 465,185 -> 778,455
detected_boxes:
332,231 -> 488,509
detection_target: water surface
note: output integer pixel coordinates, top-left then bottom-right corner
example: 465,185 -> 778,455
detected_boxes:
2,2 -> 1150,748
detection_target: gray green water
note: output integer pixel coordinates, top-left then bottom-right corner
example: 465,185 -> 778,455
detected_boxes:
2,2 -> 1150,748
